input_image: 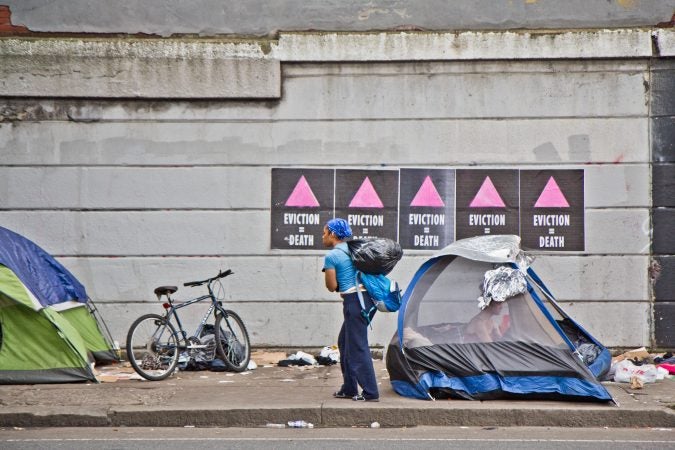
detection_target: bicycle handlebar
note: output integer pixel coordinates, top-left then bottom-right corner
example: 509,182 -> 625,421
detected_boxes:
183,269 -> 233,287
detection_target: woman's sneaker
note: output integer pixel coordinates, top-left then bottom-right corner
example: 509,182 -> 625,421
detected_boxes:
352,394 -> 379,402
333,391 -> 353,399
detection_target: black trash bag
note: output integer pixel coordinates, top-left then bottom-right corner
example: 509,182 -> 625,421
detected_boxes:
347,237 -> 403,275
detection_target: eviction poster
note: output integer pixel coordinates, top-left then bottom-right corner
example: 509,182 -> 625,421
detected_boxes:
398,169 -> 455,249
455,169 -> 520,240
270,167 -> 586,253
335,169 -> 399,241
520,170 -> 585,251
270,168 -> 334,249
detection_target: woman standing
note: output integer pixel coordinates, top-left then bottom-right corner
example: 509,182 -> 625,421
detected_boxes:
322,218 -> 379,402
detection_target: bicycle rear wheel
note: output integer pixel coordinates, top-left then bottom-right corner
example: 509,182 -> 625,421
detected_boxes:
126,313 -> 179,381
214,310 -> 251,372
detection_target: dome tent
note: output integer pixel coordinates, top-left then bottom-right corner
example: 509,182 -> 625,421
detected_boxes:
386,235 -> 613,402
0,226 -> 117,384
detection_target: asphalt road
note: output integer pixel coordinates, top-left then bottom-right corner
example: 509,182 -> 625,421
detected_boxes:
1,426 -> 673,450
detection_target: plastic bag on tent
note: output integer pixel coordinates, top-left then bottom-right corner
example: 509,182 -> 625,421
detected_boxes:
477,266 -> 527,309
347,238 -> 403,275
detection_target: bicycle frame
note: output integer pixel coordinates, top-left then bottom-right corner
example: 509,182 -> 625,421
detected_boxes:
162,281 -> 227,348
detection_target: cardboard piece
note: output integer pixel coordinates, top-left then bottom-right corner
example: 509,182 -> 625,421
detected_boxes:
613,347 -> 651,364
250,351 -> 288,365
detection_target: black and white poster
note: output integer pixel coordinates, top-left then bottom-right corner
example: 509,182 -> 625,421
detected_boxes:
335,169 -> 399,241
520,170 -> 585,251
399,169 -> 455,249
455,169 -> 520,240
270,168 -> 334,249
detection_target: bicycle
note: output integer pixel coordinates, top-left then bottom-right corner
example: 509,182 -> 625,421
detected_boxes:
126,269 -> 251,381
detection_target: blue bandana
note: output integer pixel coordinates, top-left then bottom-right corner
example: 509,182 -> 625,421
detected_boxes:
326,218 -> 352,240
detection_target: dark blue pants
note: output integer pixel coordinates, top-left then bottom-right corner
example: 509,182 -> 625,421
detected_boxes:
337,292 -> 378,399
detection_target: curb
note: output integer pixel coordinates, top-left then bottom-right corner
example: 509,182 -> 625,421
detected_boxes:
1,406 -> 673,428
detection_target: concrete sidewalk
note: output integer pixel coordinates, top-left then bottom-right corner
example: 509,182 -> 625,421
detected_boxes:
0,359 -> 673,429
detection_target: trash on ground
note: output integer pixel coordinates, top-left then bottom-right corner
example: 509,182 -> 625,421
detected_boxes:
94,363 -> 144,382
278,351 -> 317,367
277,347 -> 340,367
287,420 -> 313,428
610,348 -> 674,387
316,346 -> 340,366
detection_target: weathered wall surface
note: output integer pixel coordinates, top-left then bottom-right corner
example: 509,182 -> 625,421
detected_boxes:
652,59 -> 675,348
1,28 -> 672,349
2,0 -> 675,36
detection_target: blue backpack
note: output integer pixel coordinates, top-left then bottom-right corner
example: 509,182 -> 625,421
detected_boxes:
355,272 -> 402,328
357,272 -> 401,312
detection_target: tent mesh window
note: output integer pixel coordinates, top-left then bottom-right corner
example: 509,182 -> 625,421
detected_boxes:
402,257 -> 567,348
529,282 -> 603,365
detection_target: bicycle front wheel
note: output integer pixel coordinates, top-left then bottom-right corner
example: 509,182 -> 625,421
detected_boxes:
214,310 -> 251,372
126,313 -> 179,381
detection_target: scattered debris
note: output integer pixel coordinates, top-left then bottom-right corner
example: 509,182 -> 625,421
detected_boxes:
610,347 -> 674,388
278,351 -> 317,367
287,420 -> 313,428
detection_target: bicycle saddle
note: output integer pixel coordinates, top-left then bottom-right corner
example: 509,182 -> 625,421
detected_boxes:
154,286 -> 178,297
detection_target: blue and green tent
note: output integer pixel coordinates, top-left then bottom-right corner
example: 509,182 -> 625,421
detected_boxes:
0,226 -> 117,384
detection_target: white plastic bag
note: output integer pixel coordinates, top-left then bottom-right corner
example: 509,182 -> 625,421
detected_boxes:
656,366 -> 669,381
613,359 -> 658,384
319,346 -> 340,364
293,351 -> 317,365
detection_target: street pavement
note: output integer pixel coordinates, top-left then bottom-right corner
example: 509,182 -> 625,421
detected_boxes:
0,357 -> 673,429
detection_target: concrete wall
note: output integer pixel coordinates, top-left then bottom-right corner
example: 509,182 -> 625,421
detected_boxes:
2,0 -> 675,36
1,29 -> 672,349
652,59 -> 675,348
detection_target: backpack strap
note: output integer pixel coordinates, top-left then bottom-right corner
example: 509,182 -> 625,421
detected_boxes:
336,245 -> 376,328
355,272 -> 376,330
336,245 -> 350,257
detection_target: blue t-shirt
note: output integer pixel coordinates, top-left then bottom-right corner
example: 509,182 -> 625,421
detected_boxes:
323,242 -> 357,292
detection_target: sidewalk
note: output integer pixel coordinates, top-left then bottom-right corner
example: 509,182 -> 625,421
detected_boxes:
0,358 -> 673,429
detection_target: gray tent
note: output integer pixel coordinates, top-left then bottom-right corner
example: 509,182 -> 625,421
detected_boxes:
386,235 -> 613,401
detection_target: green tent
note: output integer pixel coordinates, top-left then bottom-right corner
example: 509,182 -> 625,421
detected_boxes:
0,226 -> 118,384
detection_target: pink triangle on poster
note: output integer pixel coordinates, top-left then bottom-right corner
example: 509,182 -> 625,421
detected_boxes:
411,176 -> 445,207
469,176 -> 506,208
534,176 -> 570,208
285,175 -> 320,207
349,177 -> 384,208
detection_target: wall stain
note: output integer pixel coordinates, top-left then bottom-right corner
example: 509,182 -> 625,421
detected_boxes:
616,0 -> 637,9
533,142 -> 561,162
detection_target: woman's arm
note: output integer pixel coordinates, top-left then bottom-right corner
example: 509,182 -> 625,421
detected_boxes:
324,268 -> 338,292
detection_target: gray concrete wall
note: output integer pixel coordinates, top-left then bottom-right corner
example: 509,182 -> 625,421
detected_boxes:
2,0 -> 675,36
1,30 -> 671,349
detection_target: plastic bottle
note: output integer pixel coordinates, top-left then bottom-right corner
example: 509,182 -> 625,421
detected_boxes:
287,420 -> 314,428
